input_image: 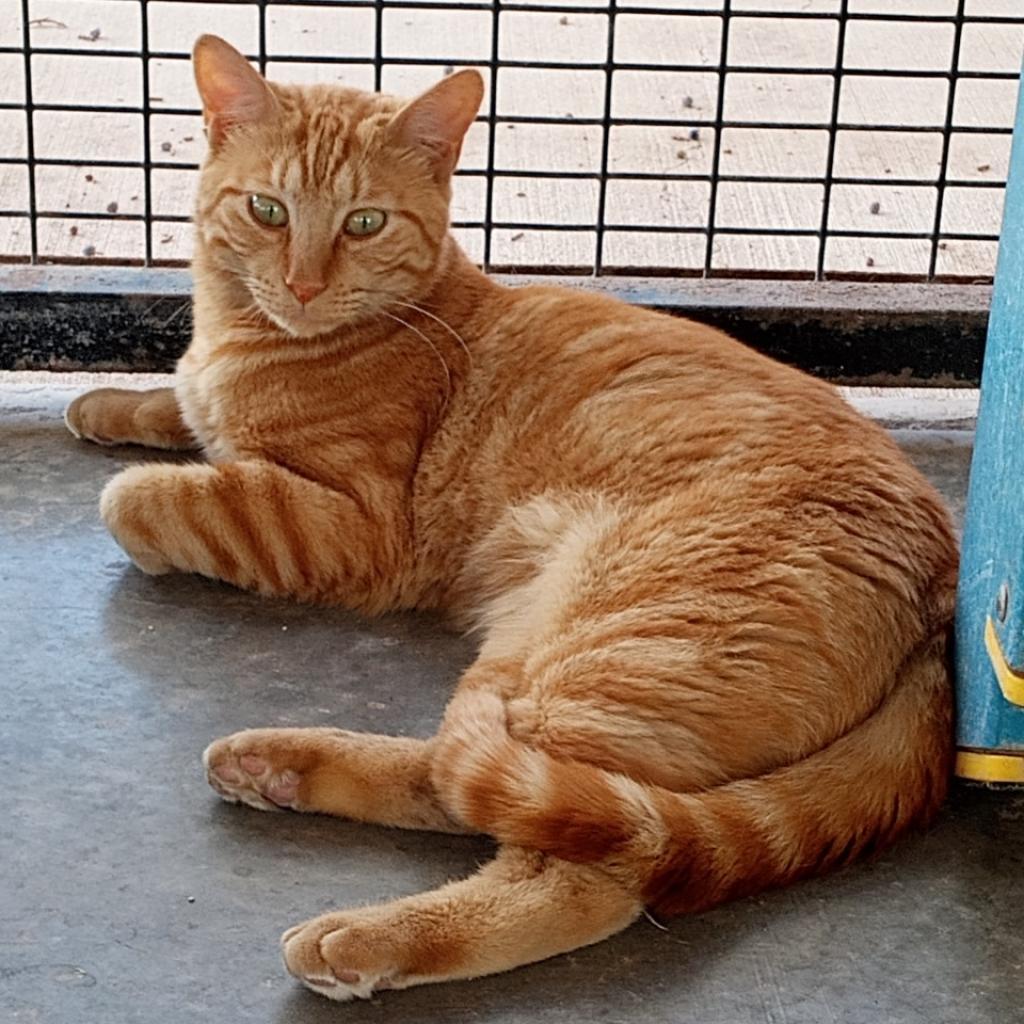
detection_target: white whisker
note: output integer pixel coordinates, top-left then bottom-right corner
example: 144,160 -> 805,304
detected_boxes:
159,300 -> 193,330
233,287 -> 274,328
390,300 -> 473,369
381,310 -> 453,413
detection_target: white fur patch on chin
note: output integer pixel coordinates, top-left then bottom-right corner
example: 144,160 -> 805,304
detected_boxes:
263,306 -> 325,339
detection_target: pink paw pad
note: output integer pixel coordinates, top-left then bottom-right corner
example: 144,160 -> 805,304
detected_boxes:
240,754 -> 268,775
264,771 -> 300,805
211,764 -> 244,785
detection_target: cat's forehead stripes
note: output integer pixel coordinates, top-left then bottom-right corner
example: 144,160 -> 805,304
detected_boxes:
271,86 -> 400,196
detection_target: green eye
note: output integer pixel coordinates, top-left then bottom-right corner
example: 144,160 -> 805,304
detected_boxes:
344,208 -> 387,237
249,194 -> 289,228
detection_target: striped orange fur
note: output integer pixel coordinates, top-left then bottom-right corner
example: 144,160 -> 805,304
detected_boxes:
66,35 -> 958,1001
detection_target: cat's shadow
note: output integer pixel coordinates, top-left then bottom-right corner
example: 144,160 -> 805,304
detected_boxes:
99,563 -> 474,737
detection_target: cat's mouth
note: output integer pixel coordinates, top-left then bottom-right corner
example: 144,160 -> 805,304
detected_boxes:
259,297 -> 354,340
277,305 -> 334,338
242,278 -> 377,340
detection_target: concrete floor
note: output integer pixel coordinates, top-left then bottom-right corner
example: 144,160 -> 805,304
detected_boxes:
3,374 -> 1023,1024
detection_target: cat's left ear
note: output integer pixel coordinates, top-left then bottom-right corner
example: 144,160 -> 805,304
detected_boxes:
389,70 -> 484,181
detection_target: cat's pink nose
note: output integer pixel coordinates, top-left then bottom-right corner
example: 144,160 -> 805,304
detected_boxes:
286,278 -> 327,305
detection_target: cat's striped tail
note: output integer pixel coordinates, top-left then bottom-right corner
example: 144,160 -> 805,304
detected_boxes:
431,631 -> 952,916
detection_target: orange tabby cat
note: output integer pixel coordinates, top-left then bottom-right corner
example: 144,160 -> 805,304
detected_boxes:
65,34 -> 958,1001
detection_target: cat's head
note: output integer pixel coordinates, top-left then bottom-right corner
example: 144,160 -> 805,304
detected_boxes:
192,34 -> 482,338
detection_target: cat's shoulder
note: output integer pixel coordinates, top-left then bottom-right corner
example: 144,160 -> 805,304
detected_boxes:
496,280 -> 739,361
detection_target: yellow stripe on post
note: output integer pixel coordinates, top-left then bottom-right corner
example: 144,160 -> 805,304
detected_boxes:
984,616 -> 1024,707
956,750 -> 1024,783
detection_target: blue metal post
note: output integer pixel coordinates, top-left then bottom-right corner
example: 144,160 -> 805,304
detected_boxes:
954,67 -> 1024,783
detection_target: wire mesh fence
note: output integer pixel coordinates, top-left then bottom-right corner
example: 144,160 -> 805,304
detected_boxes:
0,0 -> 1020,281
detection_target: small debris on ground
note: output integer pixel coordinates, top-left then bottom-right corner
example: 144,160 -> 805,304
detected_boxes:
69,226 -> 78,236
160,234 -> 174,244
676,149 -> 688,160
160,141 -> 173,153
516,191 -> 526,198
977,163 -> 991,172
182,136 -> 194,143
186,896 -> 195,903
682,95 -> 694,109
130,194 -> 139,201
688,128 -> 700,141
723,147 -> 734,154
83,245 -> 96,257
106,201 -> 118,214
78,28 -> 102,42
559,15 -> 570,25
29,17 -> 67,28
866,256 -> 875,267
84,174 -> 94,183
511,232 -> 524,241
869,201 -> 881,215
443,65 -> 454,76
938,241 -> 948,250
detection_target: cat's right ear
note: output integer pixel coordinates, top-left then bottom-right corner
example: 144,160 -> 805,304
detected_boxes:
193,35 -> 275,149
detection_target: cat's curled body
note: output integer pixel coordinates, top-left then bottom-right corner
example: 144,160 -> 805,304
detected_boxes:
66,35 -> 958,1001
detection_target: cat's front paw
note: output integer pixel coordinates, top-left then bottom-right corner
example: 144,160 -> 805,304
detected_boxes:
65,388 -> 138,446
203,729 -> 317,812
100,467 -> 174,574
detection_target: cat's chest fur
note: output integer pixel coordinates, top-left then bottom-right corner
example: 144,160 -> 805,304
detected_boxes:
174,341 -> 250,461
172,326 -> 442,498
172,335 -> 325,465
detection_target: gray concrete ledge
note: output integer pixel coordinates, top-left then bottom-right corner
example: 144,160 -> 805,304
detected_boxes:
0,267 -> 991,384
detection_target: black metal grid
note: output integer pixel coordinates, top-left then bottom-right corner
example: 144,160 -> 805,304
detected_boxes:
0,0 -> 1021,281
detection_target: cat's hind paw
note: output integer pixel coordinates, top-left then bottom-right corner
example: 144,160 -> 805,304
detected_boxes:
281,912 -> 406,1002
203,731 -> 305,812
